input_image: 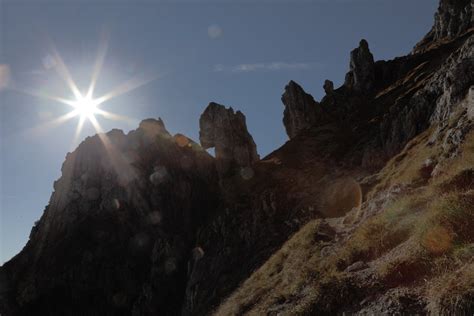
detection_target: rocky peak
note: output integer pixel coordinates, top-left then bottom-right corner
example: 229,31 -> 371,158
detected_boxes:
199,102 -> 259,177
281,80 -> 319,139
344,39 -> 375,93
1,115 -> 219,315
415,0 -> 472,51
138,118 -> 171,140
432,0 -> 472,41
323,80 -> 334,95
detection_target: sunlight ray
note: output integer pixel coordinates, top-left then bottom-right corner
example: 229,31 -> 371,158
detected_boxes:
8,86 -> 76,107
43,109 -> 80,129
72,115 -> 86,149
86,30 -> 109,99
16,109 -> 80,140
95,109 -> 136,124
95,72 -> 159,105
49,45 -> 82,99
88,113 -> 105,134
90,114 -> 138,185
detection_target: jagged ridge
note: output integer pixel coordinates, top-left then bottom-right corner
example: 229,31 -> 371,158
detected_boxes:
1,0 -> 473,315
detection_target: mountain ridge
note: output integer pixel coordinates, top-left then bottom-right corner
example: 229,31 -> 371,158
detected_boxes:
1,0 -> 473,315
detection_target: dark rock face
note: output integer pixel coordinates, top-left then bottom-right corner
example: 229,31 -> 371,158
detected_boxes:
281,80 -> 319,138
199,102 -> 259,177
344,39 -> 376,93
324,80 -> 334,95
280,32 -> 473,166
415,0 -> 472,52
432,0 -> 472,41
378,33 -> 474,160
0,118 -> 219,315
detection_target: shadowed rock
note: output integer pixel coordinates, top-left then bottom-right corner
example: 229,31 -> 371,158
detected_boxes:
415,0 -> 472,52
323,80 -> 334,95
0,117 -> 219,315
281,80 -> 319,139
199,102 -> 259,177
344,39 -> 375,93
431,0 -> 472,42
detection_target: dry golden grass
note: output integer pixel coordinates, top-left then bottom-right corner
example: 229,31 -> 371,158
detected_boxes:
214,128 -> 474,315
427,262 -> 474,314
371,109 -> 474,199
337,192 -> 429,266
369,128 -> 437,198
337,141 -> 474,286
213,220 -> 341,316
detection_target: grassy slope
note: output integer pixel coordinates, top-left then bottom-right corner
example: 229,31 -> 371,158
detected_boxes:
214,118 -> 474,315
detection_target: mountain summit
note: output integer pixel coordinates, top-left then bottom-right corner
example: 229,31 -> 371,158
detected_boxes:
1,0 -> 473,315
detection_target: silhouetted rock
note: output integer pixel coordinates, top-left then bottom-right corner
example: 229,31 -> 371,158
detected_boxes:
0,118 -> 219,315
199,102 -> 259,177
281,80 -> 319,138
324,79 -> 334,95
344,39 -> 375,93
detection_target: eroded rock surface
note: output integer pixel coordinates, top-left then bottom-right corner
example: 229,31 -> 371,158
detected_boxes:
415,0 -> 473,52
0,118 -> 219,315
430,0 -> 472,42
323,79 -> 334,95
199,102 -> 259,177
281,80 -> 320,139
344,39 -> 376,93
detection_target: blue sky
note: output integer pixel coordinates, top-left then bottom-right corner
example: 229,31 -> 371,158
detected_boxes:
0,0 -> 438,263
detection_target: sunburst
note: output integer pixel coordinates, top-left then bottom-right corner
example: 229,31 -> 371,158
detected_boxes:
12,31 -> 157,146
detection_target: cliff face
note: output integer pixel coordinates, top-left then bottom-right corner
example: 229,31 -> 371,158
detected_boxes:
1,0 -> 473,315
415,0 -> 472,52
1,120 -> 220,315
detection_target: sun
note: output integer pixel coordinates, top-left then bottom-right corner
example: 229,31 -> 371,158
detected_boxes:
73,95 -> 99,119
13,33 -> 158,147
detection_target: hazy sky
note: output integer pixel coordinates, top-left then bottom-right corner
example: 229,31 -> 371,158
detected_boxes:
0,0 -> 438,263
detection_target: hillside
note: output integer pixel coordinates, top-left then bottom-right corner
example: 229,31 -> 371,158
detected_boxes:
1,0 -> 473,315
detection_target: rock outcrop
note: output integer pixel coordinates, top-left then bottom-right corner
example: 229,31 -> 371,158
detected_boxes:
0,118 -> 219,315
415,0 -> 472,52
199,102 -> 259,177
281,80 -> 319,139
344,39 -> 376,93
323,79 -> 334,95
431,0 -> 472,41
